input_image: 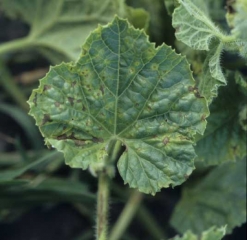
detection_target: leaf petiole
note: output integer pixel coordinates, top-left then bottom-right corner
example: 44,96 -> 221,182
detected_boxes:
109,190 -> 143,240
96,172 -> 110,240
0,37 -> 31,56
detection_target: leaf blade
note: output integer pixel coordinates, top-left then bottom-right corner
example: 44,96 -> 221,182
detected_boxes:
28,17 -> 209,194
170,158 -> 247,234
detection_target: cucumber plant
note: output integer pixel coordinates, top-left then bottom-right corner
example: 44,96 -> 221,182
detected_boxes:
28,16 -> 209,239
0,0 -> 246,239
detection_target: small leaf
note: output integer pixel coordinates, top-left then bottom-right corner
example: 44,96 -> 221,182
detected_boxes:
28,17 -> 209,195
172,0 -> 223,51
208,43 -> 224,83
172,0 -> 234,85
170,158 -> 246,234
171,226 -> 226,240
197,51 -> 224,105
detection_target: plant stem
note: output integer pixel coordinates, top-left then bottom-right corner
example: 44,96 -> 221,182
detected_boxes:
111,184 -> 167,239
96,172 -> 110,240
0,37 -> 31,56
109,190 -> 143,240
137,205 -> 168,240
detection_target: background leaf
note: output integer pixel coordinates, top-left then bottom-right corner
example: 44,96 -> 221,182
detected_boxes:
0,151 -> 60,182
0,0 -> 149,62
172,0 -> 246,84
28,16 -> 209,195
0,103 -> 43,150
0,178 -> 95,208
226,0 -> 247,58
172,0 -> 223,51
235,71 -> 247,96
196,50 -> 224,105
127,0 -> 174,46
171,226 -> 226,240
195,73 -> 246,166
170,158 -> 246,234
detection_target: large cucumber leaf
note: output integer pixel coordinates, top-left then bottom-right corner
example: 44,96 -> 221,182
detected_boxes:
170,158 -> 246,234
0,0 -> 149,62
28,17 -> 209,195
171,226 -> 226,240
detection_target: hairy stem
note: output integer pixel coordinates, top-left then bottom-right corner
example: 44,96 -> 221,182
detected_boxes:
96,172 -> 110,240
109,190 -> 143,240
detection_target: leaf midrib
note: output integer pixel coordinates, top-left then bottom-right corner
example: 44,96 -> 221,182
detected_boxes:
114,20 -> 121,135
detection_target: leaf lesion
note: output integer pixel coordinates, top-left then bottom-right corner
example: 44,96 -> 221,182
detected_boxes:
56,132 -> 103,146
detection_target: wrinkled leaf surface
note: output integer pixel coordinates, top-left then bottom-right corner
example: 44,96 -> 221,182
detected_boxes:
28,17 -> 208,194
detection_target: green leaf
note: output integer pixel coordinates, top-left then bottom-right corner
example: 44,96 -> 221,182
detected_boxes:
195,74 -> 246,165
0,103 -> 43,150
0,178 -> 95,208
205,0 -> 227,25
196,51 -> 224,105
232,0 -> 247,59
172,0 -> 244,84
171,226 -> 226,240
28,17 -> 209,195
170,158 -> 247,234
239,105 -> 247,131
0,151 -> 60,182
127,0 -> 173,45
226,0 -> 247,44
235,71 -> 247,96
172,0 -> 224,51
174,40 -> 225,105
208,43 -> 224,83
164,0 -> 179,16
1,0 -> 149,61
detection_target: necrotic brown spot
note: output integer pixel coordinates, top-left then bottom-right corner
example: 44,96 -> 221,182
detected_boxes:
163,137 -> 169,145
43,85 -> 51,91
33,93 -> 38,106
42,114 -> 51,125
55,102 -> 60,107
68,97 -> 74,106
